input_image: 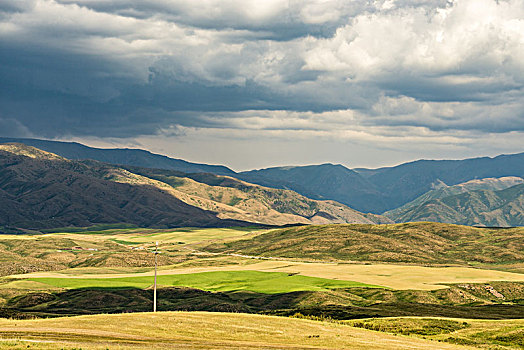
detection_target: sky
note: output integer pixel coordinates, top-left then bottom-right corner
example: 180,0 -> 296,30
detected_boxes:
1,0 -> 523,171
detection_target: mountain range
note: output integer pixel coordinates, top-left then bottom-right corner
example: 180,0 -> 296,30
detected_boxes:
385,181 -> 524,227
1,137 -> 524,227
0,143 -> 388,230
0,137 -> 235,176
240,155 -> 524,213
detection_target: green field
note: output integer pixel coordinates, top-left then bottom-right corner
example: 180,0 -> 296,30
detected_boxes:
28,270 -> 383,293
16,259 -> 524,290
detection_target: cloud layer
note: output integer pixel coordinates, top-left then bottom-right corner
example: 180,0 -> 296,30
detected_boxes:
1,0 -> 523,167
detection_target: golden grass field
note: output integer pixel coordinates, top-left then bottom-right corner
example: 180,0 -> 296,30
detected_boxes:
0,311 -> 483,350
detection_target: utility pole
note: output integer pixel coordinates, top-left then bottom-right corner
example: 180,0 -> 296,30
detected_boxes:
153,241 -> 158,312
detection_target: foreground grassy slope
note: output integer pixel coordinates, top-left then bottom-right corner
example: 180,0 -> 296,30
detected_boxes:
206,222 -> 524,266
348,317 -> 524,349
0,312 -> 477,349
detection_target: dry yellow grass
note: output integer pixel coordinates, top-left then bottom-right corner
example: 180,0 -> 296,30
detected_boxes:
0,312 -> 475,349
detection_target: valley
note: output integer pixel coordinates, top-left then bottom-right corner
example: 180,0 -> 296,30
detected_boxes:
1,141 -> 523,349
1,224 -> 523,348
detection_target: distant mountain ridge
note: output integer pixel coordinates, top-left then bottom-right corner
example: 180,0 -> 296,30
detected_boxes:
358,154 -> 524,211
0,137 -> 235,176
239,154 -> 524,214
2,137 -> 524,224
384,176 -> 524,220
238,164 -> 386,213
385,183 -> 524,227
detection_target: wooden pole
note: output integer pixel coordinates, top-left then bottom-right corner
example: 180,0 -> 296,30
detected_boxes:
154,241 -> 158,312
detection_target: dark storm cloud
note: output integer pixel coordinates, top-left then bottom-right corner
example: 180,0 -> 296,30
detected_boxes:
0,0 -> 523,141
54,0 -> 372,41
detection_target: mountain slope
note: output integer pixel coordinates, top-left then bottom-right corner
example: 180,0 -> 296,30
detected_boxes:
122,166 -> 392,226
385,177 -> 524,220
239,164 -> 386,213
0,144 -> 389,228
0,137 -> 235,176
0,144 -> 246,229
386,183 -> 524,227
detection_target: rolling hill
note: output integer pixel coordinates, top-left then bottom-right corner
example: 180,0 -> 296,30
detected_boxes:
0,143 -> 388,229
205,222 -> 524,265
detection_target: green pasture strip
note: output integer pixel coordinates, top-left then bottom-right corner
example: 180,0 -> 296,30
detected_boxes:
28,271 -> 384,294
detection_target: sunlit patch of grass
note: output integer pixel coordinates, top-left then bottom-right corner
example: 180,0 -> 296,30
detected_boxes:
28,270 -> 384,294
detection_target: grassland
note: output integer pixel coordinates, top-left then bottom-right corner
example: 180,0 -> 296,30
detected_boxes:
1,223 -> 523,348
7,223 -> 524,291
0,312 -> 481,349
0,226 -> 267,277
15,260 -> 524,290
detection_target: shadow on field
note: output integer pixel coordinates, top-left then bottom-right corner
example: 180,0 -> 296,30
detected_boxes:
3,285 -> 524,320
